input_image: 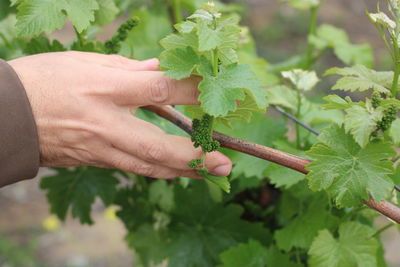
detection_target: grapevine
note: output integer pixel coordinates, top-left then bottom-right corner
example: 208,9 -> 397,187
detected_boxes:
1,0 -> 400,266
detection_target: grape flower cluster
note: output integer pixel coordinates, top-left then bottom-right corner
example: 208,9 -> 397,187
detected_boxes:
105,17 -> 139,54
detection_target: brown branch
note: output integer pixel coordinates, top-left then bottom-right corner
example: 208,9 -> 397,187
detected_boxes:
143,105 -> 400,224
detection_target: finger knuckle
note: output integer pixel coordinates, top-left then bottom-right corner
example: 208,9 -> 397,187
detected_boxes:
134,164 -> 156,177
110,54 -> 130,65
143,143 -> 166,162
148,78 -> 173,104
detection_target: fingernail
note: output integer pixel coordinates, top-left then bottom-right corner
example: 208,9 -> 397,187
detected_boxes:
210,164 -> 231,176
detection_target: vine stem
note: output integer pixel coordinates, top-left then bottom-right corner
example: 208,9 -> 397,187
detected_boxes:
295,89 -> 302,148
172,0 -> 183,24
143,105 -> 400,224
304,6 -> 319,69
391,36 -> 400,98
371,222 -> 395,238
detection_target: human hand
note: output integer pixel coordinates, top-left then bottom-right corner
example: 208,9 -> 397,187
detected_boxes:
8,51 -> 232,179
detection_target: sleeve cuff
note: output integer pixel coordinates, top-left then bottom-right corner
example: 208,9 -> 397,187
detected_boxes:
0,59 -> 40,187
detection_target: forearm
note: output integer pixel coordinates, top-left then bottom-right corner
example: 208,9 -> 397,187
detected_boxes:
0,59 -> 39,187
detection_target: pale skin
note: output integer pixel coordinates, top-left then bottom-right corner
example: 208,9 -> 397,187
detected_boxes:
8,51 -> 232,179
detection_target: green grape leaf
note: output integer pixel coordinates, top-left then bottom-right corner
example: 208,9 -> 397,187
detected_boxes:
149,180 -> 174,212
15,0 -> 99,36
325,65 -> 393,94
94,0 -> 120,26
175,20 -> 197,34
390,118 -> 400,145
186,95 -> 263,127
62,0 -> 99,33
308,222 -> 378,267
218,240 -> 268,267
238,50 -> 280,86
310,24 -> 373,67
264,163 -> 304,189
40,167 -> 119,224
267,85 -> 298,110
126,224 -> 167,267
334,43 -> 373,68
16,0 -> 66,36
202,173 -> 231,193
275,196 -> 338,251
305,124 -> 395,207
344,105 -> 384,147
199,64 -> 267,116
322,94 -> 357,110
0,1 -> 13,20
218,25 -> 241,65
281,69 -> 319,91
219,96 -> 264,127
221,115 -> 287,179
160,32 -> 198,51
23,36 -> 66,54
160,47 -> 200,80
265,246 -> 304,267
165,181 -> 271,267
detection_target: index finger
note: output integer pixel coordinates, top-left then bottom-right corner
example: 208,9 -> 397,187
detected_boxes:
106,70 -> 201,106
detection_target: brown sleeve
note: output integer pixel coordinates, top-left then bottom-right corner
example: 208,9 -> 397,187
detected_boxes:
0,59 -> 39,187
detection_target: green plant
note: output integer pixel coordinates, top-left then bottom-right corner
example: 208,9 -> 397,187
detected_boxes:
1,0 -> 399,266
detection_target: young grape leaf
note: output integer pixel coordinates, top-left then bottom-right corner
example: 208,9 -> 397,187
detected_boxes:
390,118 -> 400,145
218,240 -> 268,267
40,167 -> 119,224
308,222 -> 378,267
197,20 -> 222,51
199,64 -> 267,116
160,47 -> 200,80
344,105 -> 384,147
305,124 -> 395,207
369,12 -> 396,30
274,196 -> 338,251
325,65 -> 393,94
281,69 -> 319,91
